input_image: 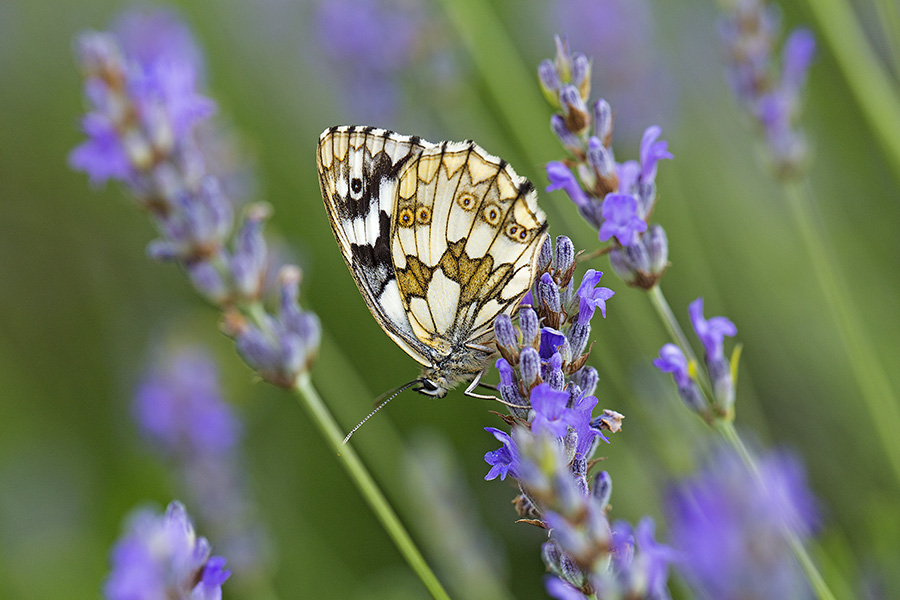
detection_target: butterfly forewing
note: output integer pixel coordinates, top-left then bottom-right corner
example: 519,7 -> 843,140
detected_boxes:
318,125 -> 547,394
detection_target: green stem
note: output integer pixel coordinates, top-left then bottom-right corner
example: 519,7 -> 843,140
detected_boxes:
783,179 -> 900,488
647,285 -> 700,368
292,374 -> 451,600
803,0 -> 900,181
717,423 -> 836,600
872,0 -> 900,79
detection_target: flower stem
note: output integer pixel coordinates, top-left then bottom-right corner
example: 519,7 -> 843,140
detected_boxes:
647,285 -> 700,368
802,0 -> 900,182
292,374 -> 451,600
783,179 -> 900,488
717,422 -> 836,600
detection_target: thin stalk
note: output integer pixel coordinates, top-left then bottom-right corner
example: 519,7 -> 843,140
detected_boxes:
292,373 -> 451,600
647,285 -> 700,368
783,179 -> 900,488
717,422 -> 837,600
803,0 -> 900,182
872,0 -> 900,79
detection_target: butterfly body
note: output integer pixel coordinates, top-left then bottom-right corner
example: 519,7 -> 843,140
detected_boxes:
317,126 -> 547,397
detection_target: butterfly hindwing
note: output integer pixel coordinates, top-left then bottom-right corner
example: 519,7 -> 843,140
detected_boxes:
391,141 -> 547,353
318,126 -> 548,395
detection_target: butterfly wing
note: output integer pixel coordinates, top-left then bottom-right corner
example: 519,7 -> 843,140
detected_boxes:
390,140 -> 548,354
317,125 -> 436,367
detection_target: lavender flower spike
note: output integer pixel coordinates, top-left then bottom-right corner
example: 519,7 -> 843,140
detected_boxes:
104,501 -> 230,600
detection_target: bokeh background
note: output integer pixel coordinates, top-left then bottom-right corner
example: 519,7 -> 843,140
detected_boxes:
2,0 -> 899,598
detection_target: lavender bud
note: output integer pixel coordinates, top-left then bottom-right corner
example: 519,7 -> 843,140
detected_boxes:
559,84 -> 590,135
554,235 -> 575,274
592,98 -> 613,144
230,204 -> 271,300
587,136 -> 616,178
575,367 -> 598,398
538,235 -> 553,272
494,313 -> 518,354
539,273 -> 562,314
678,381 -> 709,418
538,59 -> 562,98
519,308 -> 539,349
709,357 -> 735,416
625,240 -> 651,274
187,261 -> 228,305
553,35 -> 572,81
520,347 -> 541,388
645,224 -> 668,274
609,246 -> 637,282
568,321 -> 590,359
592,471 -> 612,509
570,53 -> 591,101
550,115 -> 581,155
547,352 -> 565,391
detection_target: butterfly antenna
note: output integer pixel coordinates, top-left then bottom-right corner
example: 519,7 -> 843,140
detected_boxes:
342,379 -> 420,445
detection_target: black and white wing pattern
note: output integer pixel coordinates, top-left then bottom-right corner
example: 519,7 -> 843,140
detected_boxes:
317,125 -> 547,396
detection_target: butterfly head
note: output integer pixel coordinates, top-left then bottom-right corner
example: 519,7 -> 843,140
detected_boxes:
413,377 -> 448,398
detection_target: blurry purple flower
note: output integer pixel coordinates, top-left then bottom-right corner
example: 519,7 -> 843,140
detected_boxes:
104,501 -> 229,600
531,383 -> 573,438
69,114 -> 133,184
134,347 -> 241,457
782,28 -> 816,89
598,193 -> 647,246
313,0 -> 423,121
666,448 -> 818,600
112,7 -> 205,76
688,297 -> 737,363
639,125 -> 673,183
546,576 -> 588,600
653,343 -> 690,388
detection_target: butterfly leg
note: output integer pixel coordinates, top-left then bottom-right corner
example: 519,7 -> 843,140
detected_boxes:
463,370 -> 499,400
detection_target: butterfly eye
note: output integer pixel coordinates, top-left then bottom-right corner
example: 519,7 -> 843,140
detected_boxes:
417,207 -> 431,224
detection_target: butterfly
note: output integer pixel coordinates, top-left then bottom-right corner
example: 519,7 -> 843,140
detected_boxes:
317,126 -> 548,399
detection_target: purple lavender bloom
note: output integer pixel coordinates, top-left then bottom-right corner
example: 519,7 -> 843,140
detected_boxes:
69,113 -> 134,185
104,501 -> 230,600
688,297 -> 737,362
313,0 -> 423,121
531,383 -> 573,438
639,125 -> 674,184
601,518 -> 674,599
134,347 -> 241,457
483,427 -> 520,481
782,28 -> 816,90
576,269 -> 615,323
653,343 -> 690,388
546,161 -> 591,208
112,7 -> 205,76
598,194 -> 648,246
546,576 -> 588,600
666,448 -> 818,600
540,327 -> 568,360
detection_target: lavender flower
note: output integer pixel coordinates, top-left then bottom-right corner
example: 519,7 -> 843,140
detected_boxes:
104,501 -> 230,600
134,347 -> 241,456
538,38 -> 672,289
666,447 -> 819,600
71,9 -> 320,388
484,237 -> 672,597
719,0 -> 816,177
312,0 -> 423,121
134,344 -> 272,576
654,299 -> 738,421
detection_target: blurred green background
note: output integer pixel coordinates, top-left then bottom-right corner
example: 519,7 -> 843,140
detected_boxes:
1,0 -> 899,598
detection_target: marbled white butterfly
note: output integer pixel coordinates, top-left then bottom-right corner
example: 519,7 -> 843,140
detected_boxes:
317,126 -> 548,399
